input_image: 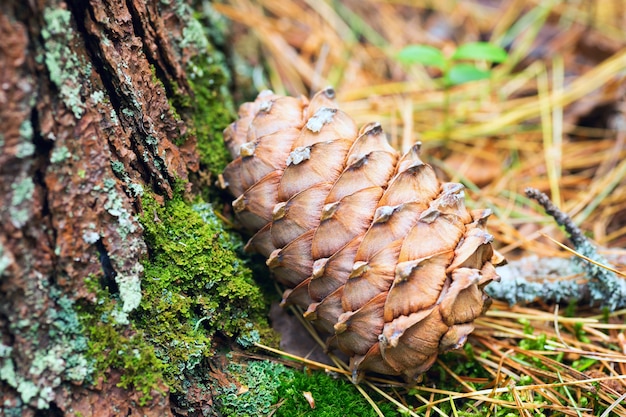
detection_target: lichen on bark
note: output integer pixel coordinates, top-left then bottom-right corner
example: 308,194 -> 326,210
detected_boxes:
0,0 -> 269,415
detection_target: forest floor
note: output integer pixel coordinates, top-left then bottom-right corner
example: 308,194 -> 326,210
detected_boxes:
213,1 -> 626,415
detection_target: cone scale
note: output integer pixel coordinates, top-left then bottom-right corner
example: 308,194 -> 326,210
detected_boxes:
220,88 -> 503,382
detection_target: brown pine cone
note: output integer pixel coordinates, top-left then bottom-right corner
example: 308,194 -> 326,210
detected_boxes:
219,88 -> 503,382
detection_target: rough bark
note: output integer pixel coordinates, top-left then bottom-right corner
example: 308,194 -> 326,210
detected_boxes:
0,0 -> 236,415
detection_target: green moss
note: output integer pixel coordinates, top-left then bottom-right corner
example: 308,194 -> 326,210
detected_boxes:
187,56 -> 235,176
277,369 -> 399,417
166,3 -> 236,177
135,191 -> 267,392
166,54 -> 234,178
76,281 -> 165,406
216,360 -> 399,417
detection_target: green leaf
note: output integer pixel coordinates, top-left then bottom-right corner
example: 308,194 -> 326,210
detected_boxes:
451,42 -> 508,63
396,45 -> 446,69
446,64 -> 491,86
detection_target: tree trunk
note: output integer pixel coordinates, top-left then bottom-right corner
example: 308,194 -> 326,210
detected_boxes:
0,1 -> 243,415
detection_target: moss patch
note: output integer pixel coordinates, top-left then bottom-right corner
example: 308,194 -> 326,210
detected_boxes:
275,369 -> 400,417
187,56 -> 235,176
167,2 -> 236,178
136,191 -> 268,392
168,53 -> 234,179
77,282 -> 165,406
76,190 -> 270,401
216,360 -> 399,417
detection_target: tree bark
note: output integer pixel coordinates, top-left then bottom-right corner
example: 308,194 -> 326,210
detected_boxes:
1,0 -> 234,415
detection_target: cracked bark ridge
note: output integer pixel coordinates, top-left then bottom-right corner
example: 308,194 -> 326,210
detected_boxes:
0,0 -> 220,415
221,88 -> 504,382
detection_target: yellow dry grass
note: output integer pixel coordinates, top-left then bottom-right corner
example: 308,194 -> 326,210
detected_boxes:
215,0 -> 626,415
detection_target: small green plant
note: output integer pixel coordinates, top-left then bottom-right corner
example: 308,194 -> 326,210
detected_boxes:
397,42 -> 508,135
397,42 -> 508,87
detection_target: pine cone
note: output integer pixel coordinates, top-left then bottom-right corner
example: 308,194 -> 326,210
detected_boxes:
220,88 -> 503,381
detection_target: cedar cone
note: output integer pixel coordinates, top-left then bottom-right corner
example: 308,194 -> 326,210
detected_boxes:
220,88 -> 503,382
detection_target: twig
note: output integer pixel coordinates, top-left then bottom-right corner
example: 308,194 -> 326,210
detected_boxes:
488,188 -> 626,310
524,188 -> 586,248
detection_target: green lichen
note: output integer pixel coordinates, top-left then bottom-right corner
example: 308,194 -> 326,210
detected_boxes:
16,120 -> 35,158
1,403 -> 23,417
145,135 -> 158,146
95,177 -> 143,323
110,160 -> 126,176
0,241 -> 12,276
9,177 -> 34,227
15,143 -> 35,158
111,263 -> 144,325
90,90 -> 105,104
180,18 -> 209,51
82,230 -> 99,244
102,177 -> 139,240
0,346 -> 17,387
41,7 -> 91,119
44,291 -> 93,379
110,160 -> 146,199
10,178 -> 34,208
19,118 -> 33,140
109,109 -> 119,125
135,191 -> 268,392
121,108 -> 134,117
1,287 -> 94,410
50,145 -> 71,163
217,361 -> 288,417
128,183 -> 144,197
